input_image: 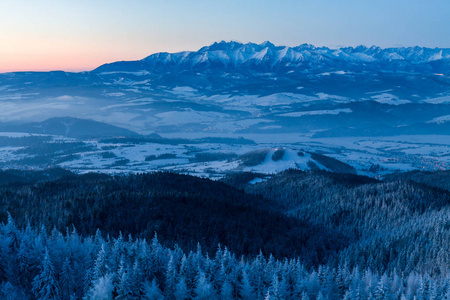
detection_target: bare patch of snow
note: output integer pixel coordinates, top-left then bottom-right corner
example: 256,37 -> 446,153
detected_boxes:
278,108 -> 352,117
428,115 -> 450,124
371,93 -> 410,105
423,96 -> 450,104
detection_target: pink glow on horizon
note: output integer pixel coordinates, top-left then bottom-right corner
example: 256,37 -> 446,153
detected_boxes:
0,43 -> 201,73
1,0 -> 447,73
0,51 -> 147,73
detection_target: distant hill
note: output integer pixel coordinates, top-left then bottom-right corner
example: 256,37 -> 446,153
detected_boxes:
0,117 -> 139,138
384,169 -> 450,192
0,168 -> 74,186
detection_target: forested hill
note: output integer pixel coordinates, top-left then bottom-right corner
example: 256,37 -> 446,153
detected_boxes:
0,171 -> 346,262
0,169 -> 448,274
383,169 -> 450,192
226,169 -> 450,276
0,169 -> 449,299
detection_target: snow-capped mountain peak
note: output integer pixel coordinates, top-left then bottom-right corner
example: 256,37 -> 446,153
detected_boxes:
94,41 -> 450,74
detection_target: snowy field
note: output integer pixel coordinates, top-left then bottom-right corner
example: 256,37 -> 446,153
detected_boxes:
1,132 -> 448,178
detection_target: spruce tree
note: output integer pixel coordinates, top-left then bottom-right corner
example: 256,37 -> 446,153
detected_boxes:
84,273 -> 114,300
32,249 -> 61,300
143,279 -> 164,300
194,270 -> 215,300
240,270 -> 254,300
60,257 -> 76,300
174,277 -> 189,300
220,277 -> 234,300
116,264 -> 138,300
92,244 -> 109,284
165,254 -> 178,299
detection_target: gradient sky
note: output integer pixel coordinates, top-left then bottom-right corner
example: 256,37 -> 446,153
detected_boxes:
1,0 -> 449,72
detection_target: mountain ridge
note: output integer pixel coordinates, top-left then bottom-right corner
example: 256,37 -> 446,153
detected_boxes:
93,41 -> 450,74
0,117 -> 139,138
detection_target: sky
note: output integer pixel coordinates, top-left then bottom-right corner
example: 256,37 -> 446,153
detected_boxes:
0,0 -> 449,72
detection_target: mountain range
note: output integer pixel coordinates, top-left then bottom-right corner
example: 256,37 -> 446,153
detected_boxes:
0,41 -> 449,138
1,43 -> 450,299
96,41 -> 450,74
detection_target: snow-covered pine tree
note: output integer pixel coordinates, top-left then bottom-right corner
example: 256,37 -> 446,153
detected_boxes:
165,254 -> 178,299
143,279 -> 164,300
32,249 -> 61,300
375,273 -> 391,300
150,233 -> 166,284
220,276 -> 234,300
92,244 -> 109,284
131,259 -> 144,297
60,257 -> 76,300
194,269 -> 215,300
174,277 -> 189,300
240,269 -> 254,300
84,273 -> 114,300
116,262 -> 140,300
15,239 -> 37,291
5,213 -> 19,251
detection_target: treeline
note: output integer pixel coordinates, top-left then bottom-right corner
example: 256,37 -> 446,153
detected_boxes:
0,136 -> 52,147
15,141 -> 94,156
0,217 -> 449,300
384,170 -> 450,192
0,168 -> 73,186
99,136 -> 255,146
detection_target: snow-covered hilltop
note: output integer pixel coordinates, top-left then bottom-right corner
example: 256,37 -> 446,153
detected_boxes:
95,41 -> 450,73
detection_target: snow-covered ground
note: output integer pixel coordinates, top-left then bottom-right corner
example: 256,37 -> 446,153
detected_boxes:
1,132 -> 448,178
428,115 -> 450,124
277,108 -> 352,117
371,93 -> 411,105
423,96 -> 450,104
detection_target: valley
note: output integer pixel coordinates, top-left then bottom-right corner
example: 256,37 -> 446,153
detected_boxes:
0,42 -> 449,178
0,128 -> 449,178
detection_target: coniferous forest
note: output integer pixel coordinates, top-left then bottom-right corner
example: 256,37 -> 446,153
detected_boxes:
0,169 -> 449,299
